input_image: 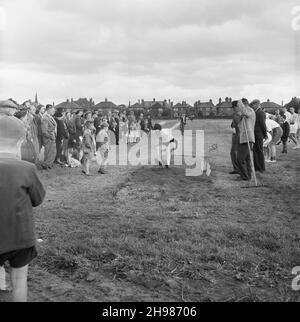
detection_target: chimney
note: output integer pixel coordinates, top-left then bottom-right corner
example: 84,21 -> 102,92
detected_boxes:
67,99 -> 70,103
71,98 -> 73,102
209,99 -> 212,103
219,98 -> 222,104
105,98 -> 108,103
138,99 -> 141,104
153,98 -> 156,102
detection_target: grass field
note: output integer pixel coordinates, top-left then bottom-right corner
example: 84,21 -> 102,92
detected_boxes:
1,119 -> 299,302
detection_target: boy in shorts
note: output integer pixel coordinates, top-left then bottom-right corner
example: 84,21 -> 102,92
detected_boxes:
0,116 -> 46,302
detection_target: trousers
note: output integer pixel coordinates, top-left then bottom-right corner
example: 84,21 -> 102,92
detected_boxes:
237,143 -> 252,180
253,136 -> 265,173
43,138 -> 57,167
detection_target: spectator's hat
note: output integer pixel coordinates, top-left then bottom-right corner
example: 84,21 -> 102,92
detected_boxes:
0,100 -> 19,109
0,116 -> 26,145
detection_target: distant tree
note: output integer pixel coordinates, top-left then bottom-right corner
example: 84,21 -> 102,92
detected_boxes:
285,97 -> 300,113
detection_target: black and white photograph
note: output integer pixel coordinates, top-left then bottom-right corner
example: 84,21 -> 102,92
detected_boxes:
0,0 -> 299,306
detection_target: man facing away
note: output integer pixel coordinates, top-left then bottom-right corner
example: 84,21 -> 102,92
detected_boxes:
0,116 -> 45,302
235,99 -> 256,181
250,99 -> 267,173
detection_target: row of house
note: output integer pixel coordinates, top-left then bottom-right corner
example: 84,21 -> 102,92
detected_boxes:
52,96 -> 286,118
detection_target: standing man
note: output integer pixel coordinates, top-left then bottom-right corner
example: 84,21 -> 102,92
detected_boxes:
229,101 -> 240,174
41,105 -> 57,169
35,105 -> 45,153
235,99 -> 256,181
180,114 -> 187,136
250,100 -> 267,173
54,108 -> 69,165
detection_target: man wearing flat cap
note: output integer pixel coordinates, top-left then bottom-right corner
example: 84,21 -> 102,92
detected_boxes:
0,99 -> 19,118
0,116 -> 45,301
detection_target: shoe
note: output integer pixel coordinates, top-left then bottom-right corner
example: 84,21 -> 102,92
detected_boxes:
229,171 -> 239,175
165,165 -> 169,169
98,169 -> 107,174
158,162 -> 162,167
269,159 -> 277,163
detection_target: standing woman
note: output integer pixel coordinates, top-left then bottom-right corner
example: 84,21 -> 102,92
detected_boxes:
81,121 -> 96,176
65,111 -> 77,166
41,105 -> 57,169
96,122 -> 110,174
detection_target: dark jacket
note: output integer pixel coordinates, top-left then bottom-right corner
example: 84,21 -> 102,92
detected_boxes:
0,154 -> 45,254
55,116 -> 69,141
281,122 -> 290,142
75,116 -> 83,137
254,109 -> 267,140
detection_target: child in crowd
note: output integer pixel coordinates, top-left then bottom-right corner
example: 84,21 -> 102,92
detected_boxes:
81,121 -> 96,176
0,116 -> 45,302
128,122 -> 136,144
96,122 -> 110,174
135,120 -> 141,143
281,114 -> 290,154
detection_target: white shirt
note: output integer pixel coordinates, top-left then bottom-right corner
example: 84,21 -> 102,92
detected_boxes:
284,111 -> 292,123
160,129 -> 174,144
96,129 -> 109,143
266,118 -> 279,132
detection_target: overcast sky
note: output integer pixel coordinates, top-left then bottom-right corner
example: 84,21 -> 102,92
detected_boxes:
0,0 -> 299,105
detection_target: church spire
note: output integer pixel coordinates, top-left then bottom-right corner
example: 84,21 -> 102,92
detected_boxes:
35,93 -> 38,104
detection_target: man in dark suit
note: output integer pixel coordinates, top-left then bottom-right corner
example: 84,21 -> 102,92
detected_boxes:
250,100 -> 267,173
54,108 -> 69,165
0,116 -> 45,301
230,101 -> 240,174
